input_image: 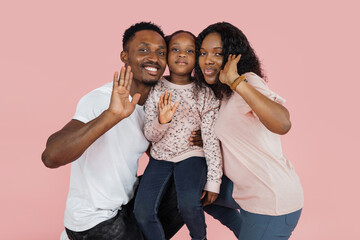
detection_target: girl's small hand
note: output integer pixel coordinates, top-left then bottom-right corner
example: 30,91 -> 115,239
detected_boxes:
219,54 -> 241,86
201,190 -> 219,206
158,90 -> 179,124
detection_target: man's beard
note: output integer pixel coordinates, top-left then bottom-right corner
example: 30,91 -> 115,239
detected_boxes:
142,79 -> 159,87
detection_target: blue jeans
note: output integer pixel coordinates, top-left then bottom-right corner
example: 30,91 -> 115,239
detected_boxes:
134,157 -> 207,240
237,208 -> 302,240
204,175 -> 241,238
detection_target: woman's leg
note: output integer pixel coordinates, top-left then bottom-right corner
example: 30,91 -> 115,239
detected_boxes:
238,208 -> 302,240
173,157 -> 207,240
133,158 -> 174,240
204,175 -> 242,238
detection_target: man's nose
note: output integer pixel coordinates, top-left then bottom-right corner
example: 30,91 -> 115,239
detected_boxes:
147,51 -> 159,62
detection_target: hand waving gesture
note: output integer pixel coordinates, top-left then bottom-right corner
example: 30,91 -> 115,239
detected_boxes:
158,90 -> 179,124
219,54 -> 241,86
108,66 -> 141,120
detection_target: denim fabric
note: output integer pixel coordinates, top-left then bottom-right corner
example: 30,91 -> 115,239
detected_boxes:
134,157 -> 207,240
237,208 -> 302,240
204,175 -> 241,238
64,175 -> 184,240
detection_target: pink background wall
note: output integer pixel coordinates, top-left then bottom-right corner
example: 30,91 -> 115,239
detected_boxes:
1,0 -> 359,239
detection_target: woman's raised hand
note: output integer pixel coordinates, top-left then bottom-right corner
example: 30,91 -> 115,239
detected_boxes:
219,54 -> 241,86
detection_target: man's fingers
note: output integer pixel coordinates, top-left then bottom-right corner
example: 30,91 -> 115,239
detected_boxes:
119,66 -> 126,86
124,66 -> 131,88
113,72 -> 119,88
126,72 -> 133,91
192,130 -> 201,136
131,93 -> 141,106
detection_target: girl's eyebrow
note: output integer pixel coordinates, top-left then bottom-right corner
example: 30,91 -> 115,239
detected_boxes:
171,42 -> 195,47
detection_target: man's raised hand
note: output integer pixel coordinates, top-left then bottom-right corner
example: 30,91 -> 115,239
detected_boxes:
108,66 -> 140,120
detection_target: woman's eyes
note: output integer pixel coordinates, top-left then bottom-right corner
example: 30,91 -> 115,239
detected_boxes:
200,52 -> 206,56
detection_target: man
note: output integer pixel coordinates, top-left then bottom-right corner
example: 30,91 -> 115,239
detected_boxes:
42,22 -> 185,240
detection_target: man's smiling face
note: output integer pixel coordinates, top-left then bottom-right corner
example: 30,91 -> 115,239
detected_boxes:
122,30 -> 167,86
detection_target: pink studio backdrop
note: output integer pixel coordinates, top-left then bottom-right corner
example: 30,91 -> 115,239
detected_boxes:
1,0 -> 359,239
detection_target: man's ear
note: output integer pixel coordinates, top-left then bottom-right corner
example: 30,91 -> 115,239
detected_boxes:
120,51 -> 128,64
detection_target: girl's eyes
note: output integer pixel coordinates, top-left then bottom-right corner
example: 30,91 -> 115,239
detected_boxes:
139,49 -> 148,52
171,48 -> 179,52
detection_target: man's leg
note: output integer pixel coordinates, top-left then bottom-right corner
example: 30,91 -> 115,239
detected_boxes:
157,176 -> 184,239
204,175 -> 242,238
65,200 -> 143,240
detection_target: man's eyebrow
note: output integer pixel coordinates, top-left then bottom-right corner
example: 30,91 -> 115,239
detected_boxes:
137,42 -> 166,49
137,42 -> 150,47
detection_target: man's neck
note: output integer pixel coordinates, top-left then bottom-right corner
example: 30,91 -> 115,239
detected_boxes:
130,79 -> 152,106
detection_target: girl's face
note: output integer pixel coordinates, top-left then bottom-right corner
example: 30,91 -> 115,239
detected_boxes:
167,32 -> 196,76
198,32 -> 223,85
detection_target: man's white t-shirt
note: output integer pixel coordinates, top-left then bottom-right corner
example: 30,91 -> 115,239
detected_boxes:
64,82 -> 149,232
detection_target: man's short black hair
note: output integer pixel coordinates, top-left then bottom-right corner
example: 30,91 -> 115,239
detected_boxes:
122,22 -> 165,50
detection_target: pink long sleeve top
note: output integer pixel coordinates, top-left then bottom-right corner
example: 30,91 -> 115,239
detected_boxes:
144,77 -> 223,193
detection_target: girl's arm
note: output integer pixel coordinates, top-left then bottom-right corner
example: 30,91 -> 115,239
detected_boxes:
220,54 -> 291,135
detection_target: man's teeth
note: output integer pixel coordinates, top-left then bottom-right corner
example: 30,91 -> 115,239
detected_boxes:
145,67 -> 157,72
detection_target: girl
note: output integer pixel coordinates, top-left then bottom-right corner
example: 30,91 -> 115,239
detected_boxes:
195,22 -> 303,240
134,30 -> 223,240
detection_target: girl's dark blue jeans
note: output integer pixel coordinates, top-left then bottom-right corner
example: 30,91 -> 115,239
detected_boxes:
134,156 -> 208,240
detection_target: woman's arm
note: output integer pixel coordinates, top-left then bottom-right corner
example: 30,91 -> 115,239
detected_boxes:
220,54 -> 291,135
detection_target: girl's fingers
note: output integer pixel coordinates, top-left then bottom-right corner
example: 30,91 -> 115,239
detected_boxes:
172,102 -> 179,113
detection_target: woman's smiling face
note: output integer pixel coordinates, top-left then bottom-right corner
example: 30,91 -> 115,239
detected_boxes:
198,32 -> 224,85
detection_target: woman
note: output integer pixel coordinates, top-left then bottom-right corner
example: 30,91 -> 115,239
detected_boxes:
194,22 -> 303,240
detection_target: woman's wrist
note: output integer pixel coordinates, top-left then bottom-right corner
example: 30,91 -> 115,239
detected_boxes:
230,75 -> 247,90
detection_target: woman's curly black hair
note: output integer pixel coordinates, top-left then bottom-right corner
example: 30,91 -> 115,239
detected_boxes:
194,22 -> 264,100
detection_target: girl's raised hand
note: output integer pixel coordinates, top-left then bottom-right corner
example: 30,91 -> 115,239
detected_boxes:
158,90 -> 179,124
219,54 -> 241,86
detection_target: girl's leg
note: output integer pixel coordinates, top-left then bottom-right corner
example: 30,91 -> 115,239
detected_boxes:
238,208 -> 302,240
173,157 -> 207,240
133,158 -> 174,240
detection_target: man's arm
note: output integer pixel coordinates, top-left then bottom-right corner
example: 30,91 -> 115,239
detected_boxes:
41,66 -> 140,168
